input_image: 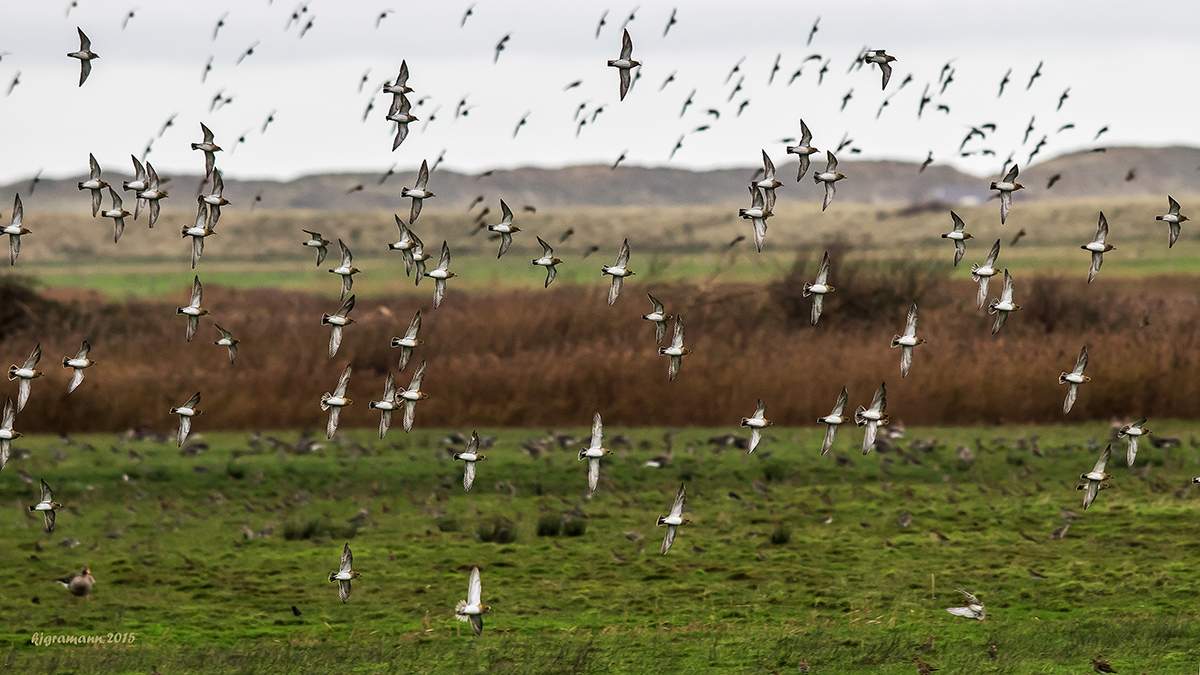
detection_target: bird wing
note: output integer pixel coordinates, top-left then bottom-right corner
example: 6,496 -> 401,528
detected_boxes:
201,123 -> 215,144
183,391 -> 202,409
378,409 -> 391,438
498,232 -> 512,258
1,398 -> 13,428
1083,479 -> 1099,509
608,276 -> 623,306
984,239 -> 1001,268
810,294 -> 823,325
588,457 -> 600,492
402,400 -> 416,432
326,406 -> 341,439
670,317 -> 685,349
815,251 -> 830,285
615,238 -> 631,267
954,238 -> 966,266
862,420 -> 877,453
832,387 -> 848,416
544,265 -> 557,287
590,411 -> 603,448
190,276 -> 203,307
328,325 -> 343,359
178,415 -> 191,446
396,60 -> 409,87
1000,269 -> 1014,302
469,614 -> 483,636
976,275 -> 990,310
40,478 -> 53,502
215,324 -> 233,341
405,310 -> 422,339
620,28 -> 634,60
870,383 -> 887,412
416,160 -> 430,189
752,216 -> 767,252
1003,163 -> 1019,183
339,579 -> 351,604
904,303 -> 918,337
499,199 -> 514,225
825,150 -> 838,172
334,364 -> 352,397
749,427 -> 761,452
191,235 -> 203,269
648,293 -> 664,315
753,399 -> 767,420
822,181 -> 835,211
382,372 -> 397,400
1127,435 -> 1139,467
900,345 -> 913,378
408,360 -> 426,393
661,524 -> 677,555
340,543 -> 353,574
77,27 -> 91,51
950,211 -> 966,233
537,236 -> 553,257
43,510 -> 55,533
761,150 -> 776,180
1095,212 -> 1108,244
1168,195 -> 1181,215
466,430 -> 480,454
670,483 -> 686,517
821,424 -> 838,455
464,460 -> 476,492
433,278 -> 447,309
799,119 -> 812,145
1092,444 -> 1111,474
336,294 -> 356,319
437,241 -> 451,271
23,343 -> 41,370
1073,346 -> 1088,375
338,239 -> 353,268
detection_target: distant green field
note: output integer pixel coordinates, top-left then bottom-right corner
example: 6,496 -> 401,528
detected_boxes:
4,423 -> 1200,673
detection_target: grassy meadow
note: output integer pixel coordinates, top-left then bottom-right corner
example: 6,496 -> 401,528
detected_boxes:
4,199 -> 1200,673
3,423 -> 1200,673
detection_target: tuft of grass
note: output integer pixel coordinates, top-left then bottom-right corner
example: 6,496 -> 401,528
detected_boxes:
536,514 -> 562,537
477,516 -> 517,544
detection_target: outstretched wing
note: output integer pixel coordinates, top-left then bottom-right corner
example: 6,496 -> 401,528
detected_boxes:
588,457 -> 600,492
590,411 -> 603,448
661,524 -> 677,556
831,387 -> 848,416
1072,346 -> 1088,375
334,364 -> 352,397
468,567 -> 482,605
1092,444 -> 1111,475
669,483 -> 686,517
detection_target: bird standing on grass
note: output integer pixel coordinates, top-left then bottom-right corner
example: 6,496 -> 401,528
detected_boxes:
57,566 -> 94,597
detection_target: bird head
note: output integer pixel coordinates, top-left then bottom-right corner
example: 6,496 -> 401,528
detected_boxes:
962,233 -> 974,240
1013,182 -> 1025,191
1082,375 -> 1091,383
476,454 -> 488,462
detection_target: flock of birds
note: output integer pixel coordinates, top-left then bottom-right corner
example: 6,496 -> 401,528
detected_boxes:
0,7 -> 1188,668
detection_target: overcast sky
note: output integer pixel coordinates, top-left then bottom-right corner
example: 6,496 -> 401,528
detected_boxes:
0,0 -> 1196,184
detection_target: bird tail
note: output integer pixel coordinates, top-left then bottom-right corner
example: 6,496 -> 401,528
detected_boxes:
802,282 -> 813,297
988,181 -> 999,190
656,516 -> 669,526
7,366 -> 18,380
1058,372 -> 1070,384
454,600 -> 471,620
321,313 -> 333,325
890,335 -> 902,348
320,393 -> 332,412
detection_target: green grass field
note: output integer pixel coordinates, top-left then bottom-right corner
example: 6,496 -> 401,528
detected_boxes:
4,423 -> 1200,673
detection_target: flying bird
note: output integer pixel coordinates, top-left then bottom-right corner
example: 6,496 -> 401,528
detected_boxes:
657,483 -> 689,555
1059,346 -> 1090,414
1082,212 -> 1115,283
213,325 -> 239,364
0,397 -> 17,469
452,431 -> 488,492
493,33 -> 510,63
642,294 -> 672,343
1118,418 -> 1150,467
390,310 -> 424,371
176,276 -> 208,342
989,164 -> 1024,224
785,120 -> 818,181
486,200 -> 520,258
454,567 -> 490,636
1155,196 -> 1188,248
66,28 -> 98,86
28,479 -> 63,532
579,412 -> 611,492
368,373 -> 400,439
659,317 -> 690,381
321,295 -> 356,359
941,211 -> 973,266
170,392 -> 202,447
862,49 -> 896,89
1078,444 -> 1112,510
329,240 -> 361,300
601,238 -> 635,305
61,342 -> 94,394
77,154 -> 108,217
428,242 -> 456,309
663,8 -> 677,36
738,186 -> 772,253
818,387 -> 849,455
946,588 -> 986,620
328,543 -> 361,603
803,251 -> 835,324
532,237 -> 563,287
607,29 -> 640,101
988,269 -> 1021,334
320,365 -> 353,439
1027,61 -> 1043,89
740,400 -> 773,453
236,41 -> 259,65
302,230 -> 331,267
401,160 -> 435,224
971,240 -> 1002,309
3,194 -> 30,266
854,383 -> 889,454
7,343 -> 41,412
890,304 -> 926,378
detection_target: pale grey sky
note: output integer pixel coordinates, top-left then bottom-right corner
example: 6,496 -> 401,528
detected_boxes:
0,0 -> 1195,184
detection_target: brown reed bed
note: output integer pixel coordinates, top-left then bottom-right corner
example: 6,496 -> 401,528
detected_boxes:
2,253 -> 1199,434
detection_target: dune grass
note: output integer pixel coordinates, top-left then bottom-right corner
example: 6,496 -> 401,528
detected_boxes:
3,423 -> 1200,673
